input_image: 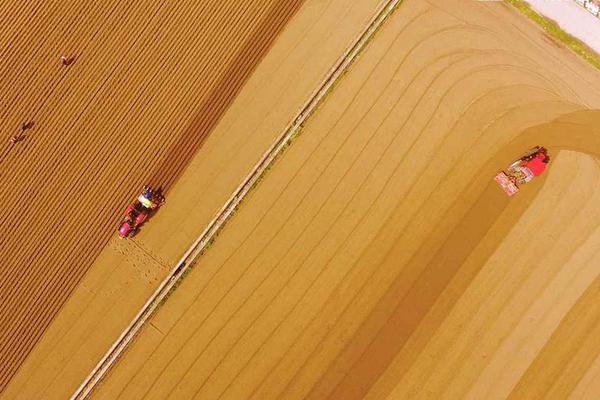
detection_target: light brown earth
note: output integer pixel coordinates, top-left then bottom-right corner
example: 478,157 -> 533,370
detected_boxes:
0,0 -> 305,394
4,0 -> 600,399
86,0 -> 600,399
0,0 -> 385,398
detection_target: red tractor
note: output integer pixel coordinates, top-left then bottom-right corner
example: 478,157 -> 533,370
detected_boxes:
118,186 -> 164,238
495,146 -> 550,196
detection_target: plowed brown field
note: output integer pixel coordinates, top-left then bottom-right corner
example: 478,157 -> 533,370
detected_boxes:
0,0 -> 303,393
2,0 -> 385,398
84,0 -> 600,399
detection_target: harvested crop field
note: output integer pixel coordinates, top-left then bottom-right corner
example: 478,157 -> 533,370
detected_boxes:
84,0 -> 600,399
4,0 -> 600,398
1,0 -> 385,398
0,0 -> 303,393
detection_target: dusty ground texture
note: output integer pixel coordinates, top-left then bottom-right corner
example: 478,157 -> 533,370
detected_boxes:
0,0 -> 304,394
4,0 -> 600,398
81,0 -> 600,399
0,0 -> 384,398
526,0 -> 600,54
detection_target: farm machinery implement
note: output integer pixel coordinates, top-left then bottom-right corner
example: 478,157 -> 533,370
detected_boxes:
495,146 -> 550,196
118,186 -> 165,238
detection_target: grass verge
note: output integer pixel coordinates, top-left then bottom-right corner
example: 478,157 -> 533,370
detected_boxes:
505,0 -> 600,70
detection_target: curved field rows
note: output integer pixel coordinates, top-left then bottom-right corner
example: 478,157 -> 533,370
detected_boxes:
89,0 -> 600,398
0,0 -> 303,392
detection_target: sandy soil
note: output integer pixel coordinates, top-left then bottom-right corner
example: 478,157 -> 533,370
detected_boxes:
81,0 -> 600,398
0,0 -> 385,398
0,0 -> 304,394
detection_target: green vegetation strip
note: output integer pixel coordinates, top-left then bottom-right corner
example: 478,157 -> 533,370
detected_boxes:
505,0 -> 600,70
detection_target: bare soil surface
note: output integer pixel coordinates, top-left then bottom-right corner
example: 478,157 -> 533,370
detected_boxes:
1,0 -> 384,398
84,0 -> 600,399
0,0 -> 303,393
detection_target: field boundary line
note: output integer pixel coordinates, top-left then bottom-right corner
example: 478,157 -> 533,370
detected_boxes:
71,0 -> 402,398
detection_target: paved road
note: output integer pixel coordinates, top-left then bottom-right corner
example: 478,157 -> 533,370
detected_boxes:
526,0 -> 600,53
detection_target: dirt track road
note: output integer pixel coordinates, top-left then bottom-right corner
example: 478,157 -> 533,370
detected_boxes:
0,0 -> 302,392
87,0 -> 600,398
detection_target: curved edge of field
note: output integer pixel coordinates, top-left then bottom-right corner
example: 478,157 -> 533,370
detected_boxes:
324,109 -> 600,399
0,0 -> 305,393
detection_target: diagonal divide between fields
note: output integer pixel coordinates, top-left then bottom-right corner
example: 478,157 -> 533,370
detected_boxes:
70,0 -> 404,398
0,0 -> 317,394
